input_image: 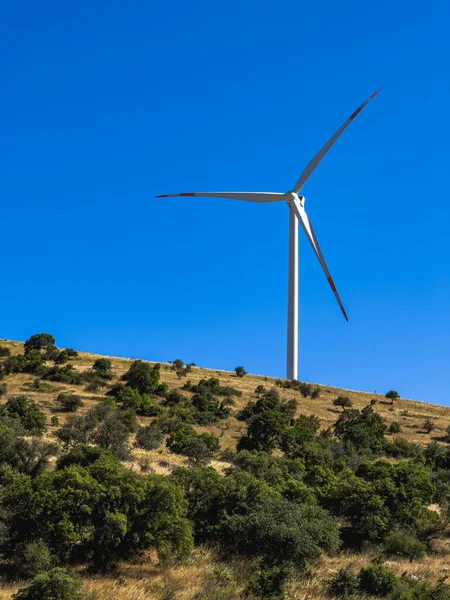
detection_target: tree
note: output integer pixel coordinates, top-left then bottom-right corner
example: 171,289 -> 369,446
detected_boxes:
122,360 -> 160,394
333,405 -> 386,453
385,390 -> 400,404
423,418 -> 436,434
0,345 -> 11,357
55,414 -> 95,447
237,395 -> 290,453
92,412 -> 131,459
333,396 -> 353,410
1,396 -> 46,435
57,393 -> 83,412
235,366 -> 247,378
3,453 -> 193,570
135,423 -> 164,450
92,358 -> 114,380
110,385 -> 160,416
24,334 -> 55,356
279,414 -> 321,458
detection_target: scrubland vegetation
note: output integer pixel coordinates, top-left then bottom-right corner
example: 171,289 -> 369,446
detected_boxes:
1,334 -> 450,599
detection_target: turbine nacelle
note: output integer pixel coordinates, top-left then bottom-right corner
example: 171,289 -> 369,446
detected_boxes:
285,192 -> 305,208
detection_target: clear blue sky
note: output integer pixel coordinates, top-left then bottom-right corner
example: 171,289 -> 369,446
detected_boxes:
1,1 -> 449,403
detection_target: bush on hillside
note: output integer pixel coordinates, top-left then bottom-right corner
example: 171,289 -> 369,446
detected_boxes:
383,530 -> 426,560
0,396 -> 46,435
167,424 -> 220,464
329,567 -> 359,597
92,358 -> 114,380
0,383 -> 7,397
0,345 -> 11,357
171,359 -> 196,379
235,366 -> 247,378
389,421 -> 401,434
384,437 -> 422,459
122,360 -> 160,394
57,392 -> 83,412
311,386 -> 321,399
135,423 -> 164,450
359,563 -> 397,596
109,385 -> 161,416
246,563 -> 294,598
16,540 -> 54,578
12,568 -> 85,600
423,418 -> 436,433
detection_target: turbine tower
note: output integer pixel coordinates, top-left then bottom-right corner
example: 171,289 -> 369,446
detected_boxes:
157,90 -> 380,380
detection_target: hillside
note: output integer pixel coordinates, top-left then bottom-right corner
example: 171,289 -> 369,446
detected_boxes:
1,336 -> 450,600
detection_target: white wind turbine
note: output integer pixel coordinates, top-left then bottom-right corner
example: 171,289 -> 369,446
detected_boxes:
157,90 -> 380,380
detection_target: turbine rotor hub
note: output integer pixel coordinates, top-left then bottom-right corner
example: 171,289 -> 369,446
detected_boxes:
285,192 -> 305,207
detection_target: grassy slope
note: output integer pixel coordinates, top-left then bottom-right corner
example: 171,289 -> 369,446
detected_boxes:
1,338 -> 450,599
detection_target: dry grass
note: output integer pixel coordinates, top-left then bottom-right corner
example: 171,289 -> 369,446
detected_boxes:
1,338 -> 450,598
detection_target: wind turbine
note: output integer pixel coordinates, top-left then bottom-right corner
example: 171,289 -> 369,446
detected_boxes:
156,90 -> 380,380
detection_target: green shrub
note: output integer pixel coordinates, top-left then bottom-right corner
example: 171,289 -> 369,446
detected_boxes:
0,383 -> 7,396
0,345 -> 11,357
1,355 -> 28,374
57,393 -> 83,412
329,567 -> 359,597
298,382 -> 312,397
235,365 -> 247,378
42,365 -> 84,385
384,437 -> 422,459
390,576 -> 450,600
383,530 -> 426,560
255,385 -> 266,396
311,386 -> 321,399
389,422 -> 401,434
359,563 -> 396,596
18,540 -> 53,578
92,413 -> 131,460
12,568 -> 84,600
135,423 -> 164,450
122,360 -> 160,394
53,351 -> 71,365
22,379 -> 57,393
51,416 -> 59,427
165,389 -> 185,405
423,418 -> 435,433
92,358 -> 114,380
0,396 -> 46,435
246,563 -> 294,598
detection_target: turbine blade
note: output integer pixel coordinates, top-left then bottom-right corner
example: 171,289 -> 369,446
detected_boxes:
290,196 -> 348,321
155,191 -> 284,203
293,89 -> 381,194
